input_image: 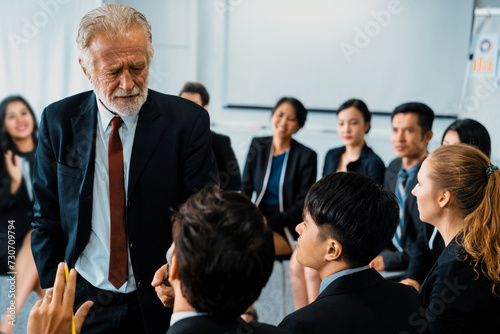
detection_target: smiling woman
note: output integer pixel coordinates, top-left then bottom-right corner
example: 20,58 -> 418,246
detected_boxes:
0,95 -> 44,334
242,97 -> 318,311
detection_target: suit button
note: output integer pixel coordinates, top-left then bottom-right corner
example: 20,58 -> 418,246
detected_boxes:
129,242 -> 136,250
137,280 -> 143,288
128,200 -> 132,207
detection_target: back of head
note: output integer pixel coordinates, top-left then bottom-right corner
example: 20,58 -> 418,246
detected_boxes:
172,187 -> 274,318
273,97 -> 308,128
179,82 -> 210,106
442,118 -> 491,158
391,102 -> 434,135
0,95 -> 38,153
305,172 -> 399,267
426,144 -> 500,295
337,98 -> 371,133
77,4 -> 154,72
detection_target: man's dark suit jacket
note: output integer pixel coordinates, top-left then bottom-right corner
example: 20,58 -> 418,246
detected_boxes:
210,131 -> 241,191
420,238 -> 500,333
31,90 -> 218,334
323,143 -> 385,185
278,268 -> 424,334
382,158 -> 423,271
241,136 -> 317,239
167,316 -> 290,334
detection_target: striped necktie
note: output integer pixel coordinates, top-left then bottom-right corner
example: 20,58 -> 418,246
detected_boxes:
392,169 -> 408,252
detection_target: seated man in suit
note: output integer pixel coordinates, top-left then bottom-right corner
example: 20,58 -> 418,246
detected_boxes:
279,172 -> 424,334
166,187 -> 289,334
370,102 -> 436,280
179,82 -> 241,191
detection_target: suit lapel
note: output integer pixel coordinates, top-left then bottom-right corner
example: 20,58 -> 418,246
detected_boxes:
70,93 -> 98,199
69,93 -> 97,266
386,159 -> 402,192
128,94 -> 167,198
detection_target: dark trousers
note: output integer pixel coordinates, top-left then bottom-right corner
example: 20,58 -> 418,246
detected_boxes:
74,274 -> 146,334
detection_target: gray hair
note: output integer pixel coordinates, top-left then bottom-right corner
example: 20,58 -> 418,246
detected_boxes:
76,4 -> 154,72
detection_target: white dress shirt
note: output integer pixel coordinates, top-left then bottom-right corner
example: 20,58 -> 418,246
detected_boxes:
75,98 -> 139,293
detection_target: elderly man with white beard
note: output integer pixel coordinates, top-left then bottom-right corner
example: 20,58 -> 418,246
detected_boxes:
30,4 -> 218,333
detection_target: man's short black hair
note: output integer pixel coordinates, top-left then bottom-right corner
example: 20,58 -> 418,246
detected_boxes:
391,102 -> 435,136
305,172 -> 399,268
172,187 -> 274,319
179,82 -> 210,106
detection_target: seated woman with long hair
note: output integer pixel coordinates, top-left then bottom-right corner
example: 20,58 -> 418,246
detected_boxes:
242,97 -> 317,315
242,97 -> 317,255
412,144 -> 500,333
0,96 -> 44,334
401,118 -> 492,291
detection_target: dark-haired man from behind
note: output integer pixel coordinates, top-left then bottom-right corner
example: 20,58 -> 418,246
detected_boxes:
166,187 -> 290,334
179,82 -> 241,191
278,172 -> 424,334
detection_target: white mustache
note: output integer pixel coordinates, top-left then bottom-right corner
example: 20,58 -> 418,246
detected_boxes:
113,86 -> 140,98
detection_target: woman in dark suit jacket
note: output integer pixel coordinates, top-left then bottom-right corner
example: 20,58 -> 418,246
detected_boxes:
0,96 -> 44,334
412,144 -> 500,333
242,97 -> 317,249
323,99 -> 385,185
242,97 -> 317,311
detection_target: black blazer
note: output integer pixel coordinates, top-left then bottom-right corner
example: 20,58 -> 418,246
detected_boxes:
382,158 -> 423,270
241,137 -> 317,239
279,268 -> 425,334
420,237 -> 500,333
0,148 -> 35,274
31,90 -> 218,334
211,131 -> 241,191
168,316 -> 291,334
323,143 -> 385,185
405,222 -> 444,284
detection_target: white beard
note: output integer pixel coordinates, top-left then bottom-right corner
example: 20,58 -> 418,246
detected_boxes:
93,77 -> 148,116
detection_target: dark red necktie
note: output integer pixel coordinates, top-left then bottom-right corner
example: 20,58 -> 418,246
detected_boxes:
108,117 -> 128,289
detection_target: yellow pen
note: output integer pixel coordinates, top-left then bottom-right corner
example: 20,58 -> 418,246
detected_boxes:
65,265 -> 76,334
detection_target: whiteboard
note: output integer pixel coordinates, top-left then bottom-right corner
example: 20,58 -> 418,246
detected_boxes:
225,0 -> 474,115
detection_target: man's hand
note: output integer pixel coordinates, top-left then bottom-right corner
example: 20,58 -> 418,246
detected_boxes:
151,263 -> 174,307
369,256 -> 385,271
27,262 -> 93,334
400,278 -> 421,291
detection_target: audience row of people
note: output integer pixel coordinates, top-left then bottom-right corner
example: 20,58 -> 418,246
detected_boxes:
0,87 -> 496,334
26,149 -> 500,333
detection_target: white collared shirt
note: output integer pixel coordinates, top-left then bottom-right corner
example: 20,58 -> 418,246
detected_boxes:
74,97 -> 139,293
170,311 -> 206,327
319,266 -> 371,294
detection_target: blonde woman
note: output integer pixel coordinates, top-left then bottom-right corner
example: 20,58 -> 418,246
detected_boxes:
412,144 -> 500,333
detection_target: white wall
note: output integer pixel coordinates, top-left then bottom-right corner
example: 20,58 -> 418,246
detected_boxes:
3,0 -> 495,174
192,0 -> 463,175
0,0 -> 99,115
